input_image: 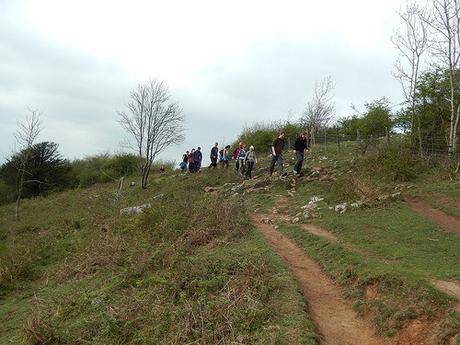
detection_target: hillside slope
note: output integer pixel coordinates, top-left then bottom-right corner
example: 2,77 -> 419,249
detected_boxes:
1,145 -> 460,344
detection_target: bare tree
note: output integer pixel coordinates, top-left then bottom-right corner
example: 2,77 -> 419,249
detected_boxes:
300,76 -> 335,145
425,0 -> 460,154
392,2 -> 429,156
118,79 -> 185,188
14,108 -> 42,219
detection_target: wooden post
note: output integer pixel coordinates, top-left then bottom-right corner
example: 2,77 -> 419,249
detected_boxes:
116,176 -> 124,201
336,127 -> 341,152
385,127 -> 390,147
356,129 -> 360,141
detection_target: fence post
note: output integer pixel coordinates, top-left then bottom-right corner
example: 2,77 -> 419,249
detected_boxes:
356,129 -> 360,141
385,127 -> 390,147
336,127 -> 341,153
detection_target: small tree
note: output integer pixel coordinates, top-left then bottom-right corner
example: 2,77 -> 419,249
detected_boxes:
392,1 -> 429,156
1,142 -> 73,199
300,76 -> 335,145
13,108 -> 41,219
118,79 -> 185,188
425,0 -> 460,154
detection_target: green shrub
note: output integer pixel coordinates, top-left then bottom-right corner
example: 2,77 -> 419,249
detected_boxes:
358,144 -> 421,182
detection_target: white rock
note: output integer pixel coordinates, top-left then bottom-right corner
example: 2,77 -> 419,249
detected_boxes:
310,196 -> 324,203
120,203 -> 151,215
334,203 -> 347,214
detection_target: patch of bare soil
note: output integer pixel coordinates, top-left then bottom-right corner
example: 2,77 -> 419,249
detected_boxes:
301,223 -> 338,242
431,279 -> 460,300
251,213 -> 387,345
405,198 -> 460,234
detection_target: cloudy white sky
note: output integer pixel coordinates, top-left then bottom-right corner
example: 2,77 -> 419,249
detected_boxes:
0,0 -> 408,164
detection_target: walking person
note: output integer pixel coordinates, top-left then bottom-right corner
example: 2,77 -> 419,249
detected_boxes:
209,142 -> 219,168
244,146 -> 257,179
236,144 -> 247,175
233,142 -> 244,172
293,132 -> 309,177
221,145 -> 231,168
269,132 -> 287,177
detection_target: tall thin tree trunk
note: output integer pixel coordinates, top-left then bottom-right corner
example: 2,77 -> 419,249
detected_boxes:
449,70 -> 456,155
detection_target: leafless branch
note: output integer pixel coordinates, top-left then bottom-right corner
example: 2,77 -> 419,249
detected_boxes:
118,79 -> 185,188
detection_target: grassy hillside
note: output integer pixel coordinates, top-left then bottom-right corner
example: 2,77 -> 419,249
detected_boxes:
1,141 -> 459,344
0,169 -> 317,344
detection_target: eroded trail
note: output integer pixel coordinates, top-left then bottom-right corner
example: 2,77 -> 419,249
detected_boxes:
405,198 -> 460,234
251,213 -> 387,345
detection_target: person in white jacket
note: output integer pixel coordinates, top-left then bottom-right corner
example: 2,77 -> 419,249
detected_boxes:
244,146 -> 258,179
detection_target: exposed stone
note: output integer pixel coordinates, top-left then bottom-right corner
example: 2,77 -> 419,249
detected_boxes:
120,203 -> 151,215
378,194 -> 389,201
334,203 -> 347,214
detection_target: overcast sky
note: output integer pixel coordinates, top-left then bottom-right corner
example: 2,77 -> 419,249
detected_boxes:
0,0 -> 408,165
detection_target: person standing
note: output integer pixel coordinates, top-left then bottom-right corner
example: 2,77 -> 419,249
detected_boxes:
293,132 -> 309,177
244,146 -> 257,179
193,147 -> 203,172
209,142 -> 219,168
222,145 -> 231,168
180,151 -> 189,172
269,132 -> 287,177
188,149 -> 195,173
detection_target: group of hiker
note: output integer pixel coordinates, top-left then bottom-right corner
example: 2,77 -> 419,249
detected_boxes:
179,131 -> 309,179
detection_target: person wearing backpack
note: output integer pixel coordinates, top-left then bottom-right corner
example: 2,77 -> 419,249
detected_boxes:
293,132 -> 309,177
233,142 -> 243,170
269,132 -> 287,177
179,151 -> 189,172
209,142 -> 219,168
236,144 -> 247,175
244,145 -> 257,179
221,145 -> 231,168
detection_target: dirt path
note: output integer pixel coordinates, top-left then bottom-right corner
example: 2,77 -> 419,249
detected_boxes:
405,198 -> 460,234
251,213 -> 387,345
431,279 -> 460,300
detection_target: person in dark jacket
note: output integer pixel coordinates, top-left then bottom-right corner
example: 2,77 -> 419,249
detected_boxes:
209,142 -> 219,168
193,147 -> 203,172
269,132 -> 287,177
188,149 -> 195,173
293,132 -> 309,176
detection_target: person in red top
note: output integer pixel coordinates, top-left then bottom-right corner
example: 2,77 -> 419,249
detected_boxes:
233,142 -> 244,173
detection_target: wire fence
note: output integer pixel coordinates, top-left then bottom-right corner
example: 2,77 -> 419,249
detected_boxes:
309,131 -> 460,164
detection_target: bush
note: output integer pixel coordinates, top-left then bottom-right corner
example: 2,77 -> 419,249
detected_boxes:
234,121 -> 303,154
71,153 -> 139,188
358,144 -> 421,182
